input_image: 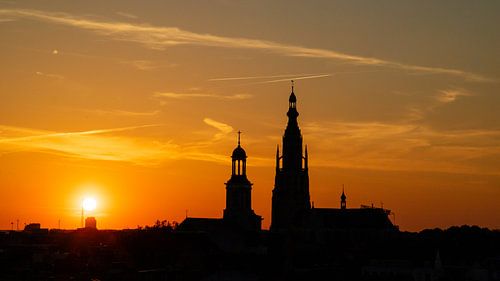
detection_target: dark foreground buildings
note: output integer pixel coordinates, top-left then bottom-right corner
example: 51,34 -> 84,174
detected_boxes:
1,86 -> 500,280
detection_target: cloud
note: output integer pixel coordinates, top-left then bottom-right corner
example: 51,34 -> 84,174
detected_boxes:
436,89 -> 472,103
36,71 -> 64,79
115,11 -> 138,19
400,88 -> 475,122
203,118 -> 233,141
301,121 -> 500,175
0,8 -> 494,82
0,124 -> 161,144
81,109 -> 160,117
0,124 -> 174,164
154,92 -> 252,100
119,59 -> 170,70
0,123 -> 242,166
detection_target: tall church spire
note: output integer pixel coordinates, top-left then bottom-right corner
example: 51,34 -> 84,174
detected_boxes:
283,81 -> 302,172
271,84 -> 311,231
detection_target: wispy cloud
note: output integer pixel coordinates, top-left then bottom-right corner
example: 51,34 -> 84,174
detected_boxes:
401,88 -> 475,122
36,71 -> 64,79
436,89 -> 472,103
0,123 -> 241,166
302,121 -> 500,175
154,92 -> 252,100
0,8 -> 494,82
119,59 -> 176,70
0,124 -> 173,164
115,11 -> 138,19
0,124 -> 160,144
203,118 -> 233,141
81,108 -> 160,117
120,60 -> 158,70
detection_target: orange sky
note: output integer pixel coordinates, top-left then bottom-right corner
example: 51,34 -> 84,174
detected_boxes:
1,1 -> 499,231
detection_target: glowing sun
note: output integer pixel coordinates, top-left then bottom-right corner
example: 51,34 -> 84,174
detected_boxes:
82,197 -> 97,211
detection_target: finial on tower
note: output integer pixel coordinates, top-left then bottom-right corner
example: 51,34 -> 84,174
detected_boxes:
341,184 -> 347,209
288,81 -> 297,109
237,130 -> 241,146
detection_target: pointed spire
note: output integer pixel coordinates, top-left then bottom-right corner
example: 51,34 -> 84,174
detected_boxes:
341,184 -> 347,209
237,130 -> 241,146
291,80 -> 294,93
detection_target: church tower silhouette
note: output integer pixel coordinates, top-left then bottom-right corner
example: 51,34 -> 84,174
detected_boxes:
271,82 -> 311,231
223,132 -> 262,231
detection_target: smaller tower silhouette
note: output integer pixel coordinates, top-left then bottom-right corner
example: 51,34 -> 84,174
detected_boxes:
223,131 -> 261,231
341,186 -> 347,210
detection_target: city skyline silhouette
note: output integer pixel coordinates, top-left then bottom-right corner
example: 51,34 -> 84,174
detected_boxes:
2,2 -> 500,279
1,1 -> 500,233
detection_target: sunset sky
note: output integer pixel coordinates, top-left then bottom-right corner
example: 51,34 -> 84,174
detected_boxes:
1,1 -> 499,231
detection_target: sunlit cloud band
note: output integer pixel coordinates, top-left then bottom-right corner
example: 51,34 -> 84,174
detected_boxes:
0,8 -> 494,82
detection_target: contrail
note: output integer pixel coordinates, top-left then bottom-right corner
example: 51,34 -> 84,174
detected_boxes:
208,73 -> 330,81
0,124 -> 161,143
256,74 -> 331,84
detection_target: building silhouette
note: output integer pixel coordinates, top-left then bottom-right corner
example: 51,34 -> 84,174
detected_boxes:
178,134 -> 261,232
271,84 -> 395,232
85,216 -> 97,229
271,83 -> 311,231
223,131 -> 262,231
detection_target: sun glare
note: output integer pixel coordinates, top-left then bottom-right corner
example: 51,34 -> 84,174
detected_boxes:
82,197 -> 97,211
